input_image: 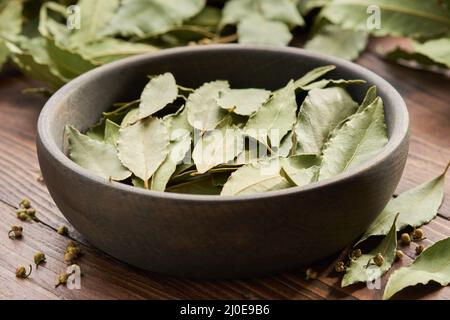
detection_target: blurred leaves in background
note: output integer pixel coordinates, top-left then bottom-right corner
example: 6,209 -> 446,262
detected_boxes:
0,0 -> 449,91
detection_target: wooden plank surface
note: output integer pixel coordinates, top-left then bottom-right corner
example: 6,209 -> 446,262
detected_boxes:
0,43 -> 449,300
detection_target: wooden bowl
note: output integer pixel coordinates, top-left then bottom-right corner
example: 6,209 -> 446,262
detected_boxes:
37,45 -> 409,279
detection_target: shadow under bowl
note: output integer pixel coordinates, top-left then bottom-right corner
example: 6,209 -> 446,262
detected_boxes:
37,45 -> 409,279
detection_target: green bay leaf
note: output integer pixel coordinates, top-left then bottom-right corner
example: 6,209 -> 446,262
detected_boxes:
342,214 -> 398,287
117,117 -> 170,187
237,14 -> 293,46
318,97 -> 388,180
139,73 -> 178,119
356,162 -> 449,246
186,80 -> 230,131
216,88 -> 271,116
294,87 -> 359,154
305,24 -> 368,61
322,0 -> 450,39
244,80 -> 297,148
66,125 -> 131,181
221,158 -> 291,195
151,132 -> 191,191
383,237 -> 450,300
102,0 -> 206,37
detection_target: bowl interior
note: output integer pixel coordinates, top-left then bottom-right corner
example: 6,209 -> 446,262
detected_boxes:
41,45 -> 408,194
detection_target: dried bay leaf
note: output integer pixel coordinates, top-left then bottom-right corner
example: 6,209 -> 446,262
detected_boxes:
66,125 -> 131,181
69,0 -> 120,45
355,162 -> 450,246
151,132 -> 191,191
186,80 -> 230,132
0,0 -> 23,69
102,0 -> 206,38
280,155 -> 321,186
104,119 -> 120,147
305,24 -> 368,61
216,88 -> 271,116
237,15 -> 293,46
357,85 -> 377,113
121,108 -> 139,127
244,80 -> 297,148
193,117 -> 244,174
139,73 -> 178,119
342,214 -> 399,287
293,65 -> 336,89
294,87 -> 359,154
117,117 -> 170,188
298,79 -> 366,91
167,176 -> 221,195
221,158 -> 290,195
322,0 -> 450,39
383,237 -> 450,300
318,97 -> 388,181
164,105 -> 193,140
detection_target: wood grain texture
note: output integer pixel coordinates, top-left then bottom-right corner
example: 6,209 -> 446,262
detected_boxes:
0,39 -> 449,299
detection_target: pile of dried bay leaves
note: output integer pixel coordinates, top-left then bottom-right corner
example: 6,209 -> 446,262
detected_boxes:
66,65 -> 387,195
0,0 -> 449,92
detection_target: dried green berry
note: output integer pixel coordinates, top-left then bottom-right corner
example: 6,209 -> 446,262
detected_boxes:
415,244 -> 425,255
400,233 -> 411,245
55,272 -> 70,288
412,228 -> 424,240
395,250 -> 404,261
34,252 -> 46,267
305,268 -> 318,280
335,261 -> 346,273
8,225 -> 23,239
16,209 -> 29,221
374,253 -> 384,267
16,265 -> 32,279
25,208 -> 36,219
351,249 -> 362,259
20,198 -> 31,209
57,225 -> 69,236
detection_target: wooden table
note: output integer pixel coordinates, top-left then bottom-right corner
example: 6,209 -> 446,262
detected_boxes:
0,42 -> 449,300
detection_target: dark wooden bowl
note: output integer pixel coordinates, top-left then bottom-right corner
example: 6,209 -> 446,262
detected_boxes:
37,45 -> 409,279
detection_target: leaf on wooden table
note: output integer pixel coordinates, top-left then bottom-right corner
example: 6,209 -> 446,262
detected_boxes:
294,87 -> 359,154
216,88 -> 271,116
66,125 -> 131,181
385,38 -> 450,69
186,80 -> 230,131
342,213 -> 398,287
322,0 -> 450,39
244,80 -> 297,148
139,73 -> 178,119
78,38 -> 158,65
280,154 -> 321,186
102,0 -> 206,37
151,132 -> 192,191
318,97 -> 388,181
222,0 -> 304,26
221,158 -> 291,195
237,14 -> 293,46
0,0 -> 23,69
305,24 -> 368,61
355,162 -> 450,246
117,117 -> 170,187
69,0 -> 120,45
383,237 -> 450,300
293,65 -> 336,89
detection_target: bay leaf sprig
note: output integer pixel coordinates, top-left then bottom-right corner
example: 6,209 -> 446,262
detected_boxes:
66,66 -> 389,195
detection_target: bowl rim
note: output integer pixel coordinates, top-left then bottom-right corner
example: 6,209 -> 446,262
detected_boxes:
37,44 -> 409,203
